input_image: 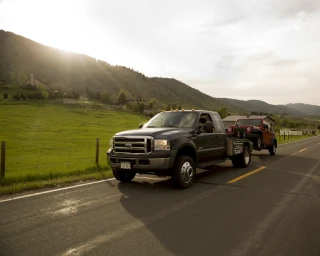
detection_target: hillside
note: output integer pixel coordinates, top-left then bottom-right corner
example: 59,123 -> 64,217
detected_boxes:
286,103 -> 320,116
0,30 -> 318,116
219,99 -> 306,116
0,30 -> 236,111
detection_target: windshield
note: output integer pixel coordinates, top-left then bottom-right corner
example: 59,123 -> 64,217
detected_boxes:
144,112 -> 198,128
236,119 -> 262,126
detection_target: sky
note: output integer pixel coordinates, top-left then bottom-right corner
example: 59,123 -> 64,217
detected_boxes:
1,0 -> 320,106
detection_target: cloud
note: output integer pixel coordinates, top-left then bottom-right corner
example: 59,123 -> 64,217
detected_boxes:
1,0 -> 320,105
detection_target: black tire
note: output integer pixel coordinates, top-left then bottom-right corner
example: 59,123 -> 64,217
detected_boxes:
255,135 -> 262,149
268,143 -> 276,155
172,155 -> 196,189
232,145 -> 251,168
113,170 -> 136,182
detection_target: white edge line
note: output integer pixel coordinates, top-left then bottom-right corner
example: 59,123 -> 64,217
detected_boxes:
278,136 -> 319,146
0,178 -> 115,204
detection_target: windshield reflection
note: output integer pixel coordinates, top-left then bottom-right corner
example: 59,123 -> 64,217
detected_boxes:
144,112 -> 198,128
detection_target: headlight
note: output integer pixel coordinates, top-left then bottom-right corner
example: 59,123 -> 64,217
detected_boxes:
154,139 -> 170,151
110,138 -> 114,149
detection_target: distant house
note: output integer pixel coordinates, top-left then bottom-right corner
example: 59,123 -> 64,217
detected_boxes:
222,115 -> 276,128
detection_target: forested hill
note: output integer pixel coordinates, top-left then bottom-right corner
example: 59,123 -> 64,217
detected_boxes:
0,30 -> 317,116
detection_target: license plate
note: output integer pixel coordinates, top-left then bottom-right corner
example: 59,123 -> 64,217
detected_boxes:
120,162 -> 131,169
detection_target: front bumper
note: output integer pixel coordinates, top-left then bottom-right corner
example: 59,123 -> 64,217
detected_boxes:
107,149 -> 178,173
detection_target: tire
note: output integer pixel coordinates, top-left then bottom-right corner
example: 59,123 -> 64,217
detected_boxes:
172,155 -> 196,189
268,143 -> 276,155
232,145 -> 251,168
256,136 -> 262,149
113,169 -> 136,182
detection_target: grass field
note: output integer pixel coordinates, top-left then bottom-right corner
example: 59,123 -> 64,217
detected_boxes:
0,102 -> 148,194
0,102 -> 318,195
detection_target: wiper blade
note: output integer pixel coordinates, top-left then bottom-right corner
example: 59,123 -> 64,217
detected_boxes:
146,126 -> 156,128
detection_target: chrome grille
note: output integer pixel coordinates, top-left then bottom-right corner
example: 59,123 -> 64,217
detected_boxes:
113,136 -> 153,154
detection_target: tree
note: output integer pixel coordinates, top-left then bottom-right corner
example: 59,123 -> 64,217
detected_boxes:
3,93 -> 8,99
118,92 -> 126,105
288,121 -> 296,129
95,91 -> 101,101
134,102 -> 145,113
17,71 -> 28,86
149,98 -> 157,109
281,119 -> 288,127
317,124 -> 320,130
218,107 -> 229,119
101,92 -> 110,104
20,94 -> 27,100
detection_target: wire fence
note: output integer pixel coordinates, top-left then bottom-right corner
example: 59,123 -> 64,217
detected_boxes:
0,139 -> 110,183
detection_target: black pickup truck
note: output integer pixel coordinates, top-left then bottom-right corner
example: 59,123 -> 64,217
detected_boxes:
107,110 -> 253,189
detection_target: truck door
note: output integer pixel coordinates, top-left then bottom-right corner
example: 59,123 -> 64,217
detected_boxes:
193,113 -> 219,162
262,121 -> 273,146
211,113 -> 227,158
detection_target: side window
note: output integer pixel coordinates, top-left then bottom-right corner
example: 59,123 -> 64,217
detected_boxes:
263,121 -> 270,130
198,113 -> 212,132
212,114 -> 224,132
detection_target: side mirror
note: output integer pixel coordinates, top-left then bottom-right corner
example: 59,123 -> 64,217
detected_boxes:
263,124 -> 268,129
204,121 -> 214,133
139,123 -> 143,129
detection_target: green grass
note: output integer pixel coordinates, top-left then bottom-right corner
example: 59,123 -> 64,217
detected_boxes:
0,102 -> 148,194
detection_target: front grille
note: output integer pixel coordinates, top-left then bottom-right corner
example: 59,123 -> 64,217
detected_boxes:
114,136 -> 153,154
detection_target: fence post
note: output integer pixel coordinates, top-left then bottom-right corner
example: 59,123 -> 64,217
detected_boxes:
96,138 -> 100,165
1,141 -> 5,179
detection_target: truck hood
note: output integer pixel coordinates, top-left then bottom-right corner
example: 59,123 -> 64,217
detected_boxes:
114,127 -> 193,139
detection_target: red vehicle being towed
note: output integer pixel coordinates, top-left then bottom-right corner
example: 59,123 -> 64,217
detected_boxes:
226,116 -> 277,155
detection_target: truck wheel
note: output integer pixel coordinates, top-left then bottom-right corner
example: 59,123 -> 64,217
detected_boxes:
172,155 -> 196,189
268,143 -> 276,155
232,145 -> 251,168
113,170 -> 136,183
256,136 -> 262,149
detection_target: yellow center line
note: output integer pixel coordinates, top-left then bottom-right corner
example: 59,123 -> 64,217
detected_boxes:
227,166 -> 266,184
299,148 -> 308,152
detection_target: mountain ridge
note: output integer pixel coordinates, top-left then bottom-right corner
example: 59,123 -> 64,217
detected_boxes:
0,30 -> 318,116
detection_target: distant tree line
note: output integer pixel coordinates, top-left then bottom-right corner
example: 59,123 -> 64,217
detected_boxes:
86,86 -> 111,103
251,111 -> 272,116
166,103 -> 182,110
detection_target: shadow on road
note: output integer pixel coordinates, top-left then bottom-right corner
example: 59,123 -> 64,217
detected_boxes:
112,151 -> 320,256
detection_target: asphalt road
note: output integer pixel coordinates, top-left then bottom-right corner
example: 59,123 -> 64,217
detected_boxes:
1,136 -> 320,256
